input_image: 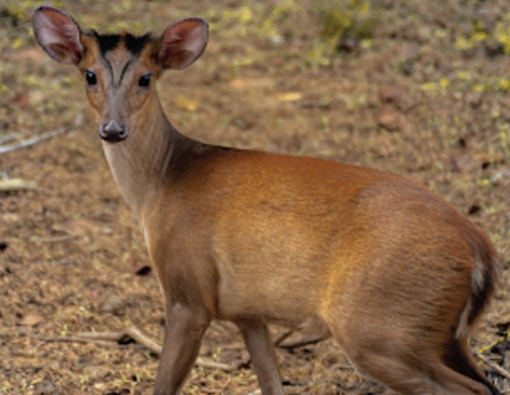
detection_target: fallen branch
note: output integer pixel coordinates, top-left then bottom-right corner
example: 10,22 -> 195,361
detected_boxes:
76,327 -> 162,354
26,326 -> 249,372
474,351 -> 510,380
0,128 -> 66,154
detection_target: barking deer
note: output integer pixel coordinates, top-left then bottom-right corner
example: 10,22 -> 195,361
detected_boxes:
33,5 -> 500,395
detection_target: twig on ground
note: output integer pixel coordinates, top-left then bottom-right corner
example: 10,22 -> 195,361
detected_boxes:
273,329 -> 294,346
31,234 -> 80,243
196,356 -> 249,372
0,178 -> 37,191
20,326 -> 249,372
123,326 -> 162,354
474,351 -> 510,380
28,334 -> 113,347
0,128 -> 66,154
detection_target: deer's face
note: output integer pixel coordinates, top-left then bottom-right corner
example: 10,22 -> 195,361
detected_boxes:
33,5 -> 208,144
77,33 -> 162,143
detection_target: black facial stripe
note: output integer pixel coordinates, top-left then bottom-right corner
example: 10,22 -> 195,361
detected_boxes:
119,59 -> 134,86
100,57 -> 137,88
89,30 -> 153,57
102,57 -> 114,85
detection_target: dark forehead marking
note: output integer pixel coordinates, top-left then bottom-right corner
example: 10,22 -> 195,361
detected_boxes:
87,30 -> 155,57
125,33 -> 154,56
98,34 -> 120,54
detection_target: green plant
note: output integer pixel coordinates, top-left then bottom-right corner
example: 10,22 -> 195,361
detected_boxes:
494,14 -> 510,54
307,0 -> 376,67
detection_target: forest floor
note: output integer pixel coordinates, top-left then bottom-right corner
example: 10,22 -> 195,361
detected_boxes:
1,0 -> 510,394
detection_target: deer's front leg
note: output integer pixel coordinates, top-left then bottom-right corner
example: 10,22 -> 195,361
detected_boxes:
154,303 -> 211,395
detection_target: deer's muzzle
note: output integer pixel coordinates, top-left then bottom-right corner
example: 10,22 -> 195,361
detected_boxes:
99,120 -> 129,143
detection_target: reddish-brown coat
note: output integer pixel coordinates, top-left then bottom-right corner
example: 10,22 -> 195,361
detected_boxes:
33,6 -> 500,395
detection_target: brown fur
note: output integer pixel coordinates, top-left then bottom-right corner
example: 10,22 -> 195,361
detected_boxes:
33,6 -> 500,395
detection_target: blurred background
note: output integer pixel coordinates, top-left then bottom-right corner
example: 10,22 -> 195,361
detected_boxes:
1,0 -> 509,394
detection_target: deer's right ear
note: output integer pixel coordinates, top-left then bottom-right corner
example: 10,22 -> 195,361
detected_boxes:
33,6 -> 83,65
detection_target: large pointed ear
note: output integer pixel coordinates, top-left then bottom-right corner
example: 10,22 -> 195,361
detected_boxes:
158,17 -> 208,70
33,6 -> 83,65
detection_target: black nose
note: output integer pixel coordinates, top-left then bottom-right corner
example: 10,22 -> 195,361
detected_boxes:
99,120 -> 128,142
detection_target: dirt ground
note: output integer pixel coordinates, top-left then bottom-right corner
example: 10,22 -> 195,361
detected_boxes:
1,0 -> 510,394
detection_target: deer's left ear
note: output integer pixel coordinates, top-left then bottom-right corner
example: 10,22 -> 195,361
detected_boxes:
33,5 -> 83,65
158,17 -> 208,70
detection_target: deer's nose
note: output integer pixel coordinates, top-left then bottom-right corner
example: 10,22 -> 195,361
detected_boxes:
99,120 -> 129,143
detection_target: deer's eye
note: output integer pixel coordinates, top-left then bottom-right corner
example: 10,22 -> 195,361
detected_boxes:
138,74 -> 151,87
85,70 -> 97,85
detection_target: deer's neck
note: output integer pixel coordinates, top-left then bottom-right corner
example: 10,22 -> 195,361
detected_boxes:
101,104 -> 196,218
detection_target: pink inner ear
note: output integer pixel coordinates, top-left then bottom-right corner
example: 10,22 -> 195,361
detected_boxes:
33,7 -> 83,65
159,17 -> 208,70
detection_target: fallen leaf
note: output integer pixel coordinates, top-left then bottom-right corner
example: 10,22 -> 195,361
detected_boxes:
2,213 -> 20,223
174,96 -> 198,112
379,85 -> 404,103
229,77 -> 274,90
277,92 -> 303,102
18,313 -> 44,327
93,383 -> 108,391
